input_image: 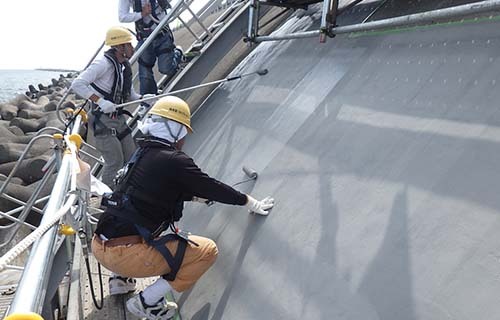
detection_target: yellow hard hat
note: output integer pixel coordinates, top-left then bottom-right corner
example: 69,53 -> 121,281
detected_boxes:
149,96 -> 193,132
105,26 -> 133,47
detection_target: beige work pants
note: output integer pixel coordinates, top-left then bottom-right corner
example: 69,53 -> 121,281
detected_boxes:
92,235 -> 218,292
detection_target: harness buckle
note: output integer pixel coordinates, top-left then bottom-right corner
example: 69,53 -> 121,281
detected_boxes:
175,227 -> 199,247
110,128 -> 117,136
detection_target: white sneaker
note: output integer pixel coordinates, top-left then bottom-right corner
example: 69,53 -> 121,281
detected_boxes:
109,276 -> 137,295
174,46 -> 186,63
126,292 -> 178,320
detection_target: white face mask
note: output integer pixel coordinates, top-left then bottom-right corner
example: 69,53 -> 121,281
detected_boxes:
138,115 -> 188,142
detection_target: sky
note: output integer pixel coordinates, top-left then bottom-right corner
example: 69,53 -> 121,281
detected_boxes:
0,0 -> 135,70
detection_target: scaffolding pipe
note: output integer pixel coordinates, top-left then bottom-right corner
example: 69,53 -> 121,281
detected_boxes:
0,196 -> 49,230
183,0 -> 213,37
0,194 -> 44,215
0,162 -> 58,249
0,162 -> 55,229
178,15 -> 203,42
254,0 -> 500,42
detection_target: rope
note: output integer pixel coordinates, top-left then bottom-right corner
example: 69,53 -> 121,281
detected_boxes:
0,194 -> 78,271
0,133 -> 83,271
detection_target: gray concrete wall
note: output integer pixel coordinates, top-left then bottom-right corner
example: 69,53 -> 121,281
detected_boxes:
176,2 -> 500,319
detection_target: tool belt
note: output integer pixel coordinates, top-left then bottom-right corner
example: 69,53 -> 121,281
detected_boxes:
94,234 -> 143,247
94,126 -> 132,140
137,24 -> 173,41
94,107 -> 133,118
92,108 -> 133,140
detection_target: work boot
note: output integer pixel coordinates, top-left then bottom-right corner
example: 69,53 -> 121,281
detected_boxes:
108,275 -> 137,295
126,291 -> 178,320
184,50 -> 200,61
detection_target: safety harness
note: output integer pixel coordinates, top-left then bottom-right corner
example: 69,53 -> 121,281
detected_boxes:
134,0 -> 172,41
90,49 -> 133,140
134,0 -> 176,68
101,137 -> 192,281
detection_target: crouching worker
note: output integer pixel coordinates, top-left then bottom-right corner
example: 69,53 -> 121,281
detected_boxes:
91,96 -> 275,319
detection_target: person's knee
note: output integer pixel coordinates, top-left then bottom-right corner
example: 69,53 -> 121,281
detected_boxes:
139,71 -> 155,81
204,239 -> 219,264
157,52 -> 176,75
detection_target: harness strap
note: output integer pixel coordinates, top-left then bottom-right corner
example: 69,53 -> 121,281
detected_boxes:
117,127 -> 132,140
135,224 -> 188,281
91,83 -> 114,102
94,127 -> 131,141
90,49 -> 131,104
92,107 -> 133,140
134,0 -> 157,40
134,0 -> 173,43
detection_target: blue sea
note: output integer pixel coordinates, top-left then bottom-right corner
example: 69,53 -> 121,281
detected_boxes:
0,69 -> 67,103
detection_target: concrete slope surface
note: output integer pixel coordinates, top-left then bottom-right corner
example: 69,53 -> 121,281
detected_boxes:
177,2 -> 500,319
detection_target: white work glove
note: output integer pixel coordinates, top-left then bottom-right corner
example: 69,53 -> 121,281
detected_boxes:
140,94 -> 158,107
96,97 -> 116,113
246,195 -> 274,216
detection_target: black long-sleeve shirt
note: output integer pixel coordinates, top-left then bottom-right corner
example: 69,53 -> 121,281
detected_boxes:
96,137 -> 247,238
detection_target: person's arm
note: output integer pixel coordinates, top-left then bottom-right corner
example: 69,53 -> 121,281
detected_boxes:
71,59 -> 108,101
174,154 -> 275,215
119,0 -> 149,22
71,59 -> 117,113
173,152 -> 247,205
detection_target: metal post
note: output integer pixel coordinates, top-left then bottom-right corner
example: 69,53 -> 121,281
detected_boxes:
319,0 -> 338,43
247,0 -> 260,41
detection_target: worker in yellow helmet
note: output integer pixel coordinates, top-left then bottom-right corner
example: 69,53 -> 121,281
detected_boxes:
92,96 -> 274,319
71,26 -> 155,188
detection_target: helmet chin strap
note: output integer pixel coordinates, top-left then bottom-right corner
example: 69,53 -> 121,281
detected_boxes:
164,120 -> 184,145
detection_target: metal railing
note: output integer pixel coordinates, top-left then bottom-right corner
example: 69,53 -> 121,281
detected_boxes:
2,116 -> 85,318
248,0 -> 500,43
